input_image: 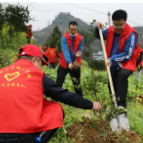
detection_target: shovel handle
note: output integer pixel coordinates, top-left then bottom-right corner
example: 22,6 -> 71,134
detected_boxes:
99,29 -> 117,104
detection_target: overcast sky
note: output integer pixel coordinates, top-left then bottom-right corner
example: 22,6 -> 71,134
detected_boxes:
10,2 -> 143,31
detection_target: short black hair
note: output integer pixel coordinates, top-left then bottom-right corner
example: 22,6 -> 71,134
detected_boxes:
69,21 -> 78,28
18,55 -> 34,61
112,9 -> 127,21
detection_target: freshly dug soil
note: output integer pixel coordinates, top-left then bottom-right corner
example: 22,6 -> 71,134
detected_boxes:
67,117 -> 142,143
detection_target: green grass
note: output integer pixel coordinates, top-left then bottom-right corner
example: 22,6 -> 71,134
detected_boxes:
42,65 -> 143,143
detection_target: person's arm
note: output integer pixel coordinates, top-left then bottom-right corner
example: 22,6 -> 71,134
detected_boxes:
109,32 -> 137,64
75,37 -> 84,58
43,50 -> 49,58
43,55 -> 48,62
43,50 -> 49,62
94,26 -> 108,40
42,76 -> 93,109
78,36 -> 84,51
61,36 -> 72,64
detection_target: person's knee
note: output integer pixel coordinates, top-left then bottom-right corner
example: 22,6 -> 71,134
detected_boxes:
118,69 -> 131,79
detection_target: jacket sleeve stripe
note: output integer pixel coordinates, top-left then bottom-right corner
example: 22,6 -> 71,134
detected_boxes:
114,34 -> 135,62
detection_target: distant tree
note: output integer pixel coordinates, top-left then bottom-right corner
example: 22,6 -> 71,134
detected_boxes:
78,29 -> 95,60
78,19 -> 107,60
4,4 -> 32,32
0,3 -> 33,48
44,26 -> 62,55
78,29 -> 94,47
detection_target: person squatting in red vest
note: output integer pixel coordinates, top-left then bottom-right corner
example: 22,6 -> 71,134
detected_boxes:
56,21 -> 84,97
43,44 -> 58,69
26,24 -> 33,44
0,44 -> 102,143
94,10 -> 140,128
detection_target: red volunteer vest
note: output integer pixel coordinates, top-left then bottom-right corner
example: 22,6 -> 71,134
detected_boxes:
44,48 -> 58,63
26,27 -> 32,37
106,23 -> 139,71
0,59 -> 63,133
59,32 -> 82,69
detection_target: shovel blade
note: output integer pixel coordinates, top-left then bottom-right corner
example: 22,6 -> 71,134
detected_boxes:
110,113 -> 130,132
118,113 -> 130,131
110,117 -> 119,132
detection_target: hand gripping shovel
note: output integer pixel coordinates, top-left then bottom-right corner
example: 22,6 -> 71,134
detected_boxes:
99,29 -> 130,131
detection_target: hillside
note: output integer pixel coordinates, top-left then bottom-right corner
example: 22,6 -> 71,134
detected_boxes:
33,12 -> 143,51
33,12 -> 89,46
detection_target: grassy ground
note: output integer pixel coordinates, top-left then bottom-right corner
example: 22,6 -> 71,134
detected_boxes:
41,63 -> 143,143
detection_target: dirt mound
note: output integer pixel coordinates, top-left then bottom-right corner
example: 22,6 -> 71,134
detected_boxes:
67,118 -> 142,143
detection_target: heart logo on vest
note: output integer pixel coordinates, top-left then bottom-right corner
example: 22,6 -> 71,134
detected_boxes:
49,50 -> 55,55
4,71 -> 20,82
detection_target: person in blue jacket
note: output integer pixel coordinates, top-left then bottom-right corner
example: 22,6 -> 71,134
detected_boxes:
56,21 -> 84,97
94,10 -> 139,124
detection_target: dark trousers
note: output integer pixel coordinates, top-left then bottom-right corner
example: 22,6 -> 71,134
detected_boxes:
50,63 -> 57,69
56,66 -> 83,96
108,69 -> 132,108
0,108 -> 65,143
26,36 -> 31,44
0,128 -> 57,143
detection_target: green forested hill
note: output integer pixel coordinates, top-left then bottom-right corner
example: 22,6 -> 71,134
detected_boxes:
33,12 -> 143,51
33,12 -> 89,46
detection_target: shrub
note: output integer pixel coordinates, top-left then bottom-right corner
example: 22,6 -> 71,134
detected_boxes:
88,59 -> 105,71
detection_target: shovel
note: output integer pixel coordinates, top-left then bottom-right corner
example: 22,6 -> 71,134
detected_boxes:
99,29 -> 130,132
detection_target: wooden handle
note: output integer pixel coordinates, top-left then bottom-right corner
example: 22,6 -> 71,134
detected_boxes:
99,29 -> 116,103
